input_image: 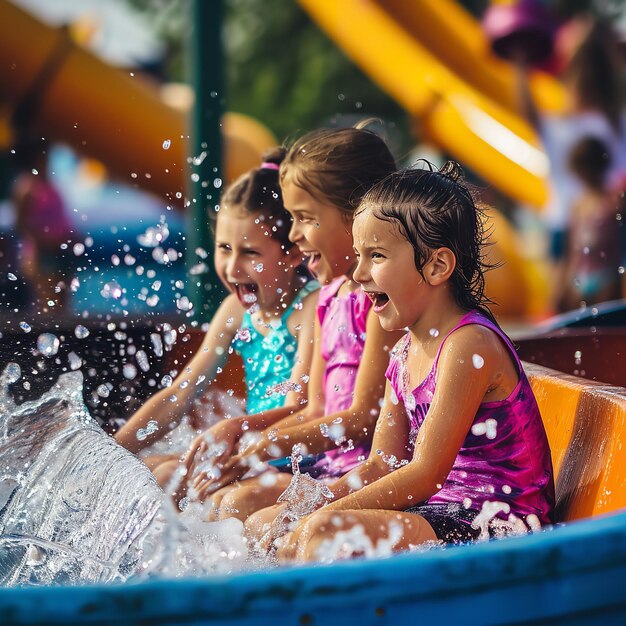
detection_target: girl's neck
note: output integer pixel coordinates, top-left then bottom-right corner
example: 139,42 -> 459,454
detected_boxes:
407,291 -> 467,347
254,272 -> 305,321
333,258 -> 360,294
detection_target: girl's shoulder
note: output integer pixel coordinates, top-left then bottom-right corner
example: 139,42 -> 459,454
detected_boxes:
317,276 -> 372,332
435,314 -> 519,375
286,283 -> 320,335
212,293 -> 246,332
316,276 -> 346,323
318,276 -> 346,306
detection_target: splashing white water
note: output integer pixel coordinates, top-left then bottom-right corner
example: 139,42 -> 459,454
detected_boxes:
0,368 -> 252,587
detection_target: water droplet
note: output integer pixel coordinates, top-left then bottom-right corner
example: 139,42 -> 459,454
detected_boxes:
5,362 -> 21,383
136,350 -> 150,372
36,333 -> 60,356
20,322 -> 32,333
74,325 -> 90,339
7,273 -> 17,281
101,281 -> 122,299
97,384 -> 110,398
73,243 -> 85,256
68,352 -> 82,370
123,363 -> 137,379
472,354 -> 484,369
189,262 -> 208,275
162,139 -> 171,150
150,333 -> 163,357
176,296 -> 193,312
137,223 -> 170,248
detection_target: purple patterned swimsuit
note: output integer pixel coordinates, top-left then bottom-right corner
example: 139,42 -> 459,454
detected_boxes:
386,311 -> 555,538
313,276 -> 373,478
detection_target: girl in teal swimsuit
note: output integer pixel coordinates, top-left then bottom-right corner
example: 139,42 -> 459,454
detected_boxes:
115,149 -> 320,484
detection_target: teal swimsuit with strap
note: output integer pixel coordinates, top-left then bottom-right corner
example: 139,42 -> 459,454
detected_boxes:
232,279 -> 319,414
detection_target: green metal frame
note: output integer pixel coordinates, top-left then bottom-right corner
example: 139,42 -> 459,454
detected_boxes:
186,0 -> 225,320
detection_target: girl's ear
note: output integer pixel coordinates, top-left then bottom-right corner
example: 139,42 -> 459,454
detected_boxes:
424,247 -> 456,286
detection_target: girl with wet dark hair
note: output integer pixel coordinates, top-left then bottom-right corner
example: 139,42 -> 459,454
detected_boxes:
264,161 -> 555,561
116,149 -> 320,479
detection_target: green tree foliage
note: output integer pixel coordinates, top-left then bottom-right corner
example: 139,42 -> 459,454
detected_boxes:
129,0 -> 411,151
224,0 -> 410,148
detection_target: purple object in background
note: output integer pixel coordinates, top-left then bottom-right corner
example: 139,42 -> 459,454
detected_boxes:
482,0 -> 557,65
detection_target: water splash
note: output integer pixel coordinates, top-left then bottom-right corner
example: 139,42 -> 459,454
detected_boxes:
0,368 -> 251,586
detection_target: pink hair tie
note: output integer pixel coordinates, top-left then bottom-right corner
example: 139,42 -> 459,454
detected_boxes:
261,162 -> 280,171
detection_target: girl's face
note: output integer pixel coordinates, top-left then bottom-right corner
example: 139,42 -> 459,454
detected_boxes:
281,179 -> 355,284
214,207 -> 301,313
352,208 -> 428,332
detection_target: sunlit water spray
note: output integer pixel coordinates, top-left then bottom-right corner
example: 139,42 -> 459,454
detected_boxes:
0,366 -> 250,587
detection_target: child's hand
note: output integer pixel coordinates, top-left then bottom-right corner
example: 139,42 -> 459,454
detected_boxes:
181,432 -> 209,482
209,417 -> 245,467
192,454 -> 249,501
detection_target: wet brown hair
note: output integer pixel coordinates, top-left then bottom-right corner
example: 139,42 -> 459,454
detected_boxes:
280,123 -> 397,219
359,161 -> 497,323
219,147 -> 295,251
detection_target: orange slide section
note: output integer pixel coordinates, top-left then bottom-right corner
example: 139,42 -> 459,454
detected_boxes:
0,0 -> 276,207
298,0 -> 566,208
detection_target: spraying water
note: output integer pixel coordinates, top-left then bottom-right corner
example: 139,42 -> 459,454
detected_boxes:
0,366 -> 249,587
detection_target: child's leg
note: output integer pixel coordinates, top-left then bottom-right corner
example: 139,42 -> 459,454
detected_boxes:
152,458 -> 182,490
244,503 -> 285,542
142,453 -> 180,472
276,509 -> 438,562
206,484 -> 238,521
210,474 -> 293,523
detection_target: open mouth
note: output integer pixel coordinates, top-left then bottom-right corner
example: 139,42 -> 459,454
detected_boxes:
364,290 -> 390,313
233,282 -> 258,307
302,251 -> 322,274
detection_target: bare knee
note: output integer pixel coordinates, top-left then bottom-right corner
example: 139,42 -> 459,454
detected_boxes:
244,504 -> 283,542
152,459 -> 181,489
217,489 -> 246,522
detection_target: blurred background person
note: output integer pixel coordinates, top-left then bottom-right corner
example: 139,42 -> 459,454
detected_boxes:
11,136 -> 75,311
555,136 -> 624,311
515,17 -> 625,307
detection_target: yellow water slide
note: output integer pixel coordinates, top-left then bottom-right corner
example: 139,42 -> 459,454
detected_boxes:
299,0 -> 562,317
0,0 -> 277,207
298,0 -> 566,209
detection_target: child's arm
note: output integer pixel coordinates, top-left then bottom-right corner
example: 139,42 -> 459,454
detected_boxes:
269,313 -> 327,431
188,317 -> 327,495
327,380 -> 412,500
321,325 -> 509,513
262,311 -> 402,455
199,311 -> 402,493
114,294 -> 243,453
283,288 -> 319,407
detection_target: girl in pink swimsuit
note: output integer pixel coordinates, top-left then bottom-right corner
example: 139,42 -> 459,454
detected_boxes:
185,125 -> 402,522
270,162 -> 555,562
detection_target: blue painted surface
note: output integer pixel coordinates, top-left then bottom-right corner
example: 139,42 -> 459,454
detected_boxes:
2,510 -> 626,625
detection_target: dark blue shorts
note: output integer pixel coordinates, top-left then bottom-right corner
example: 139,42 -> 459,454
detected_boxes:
405,503 -> 480,545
